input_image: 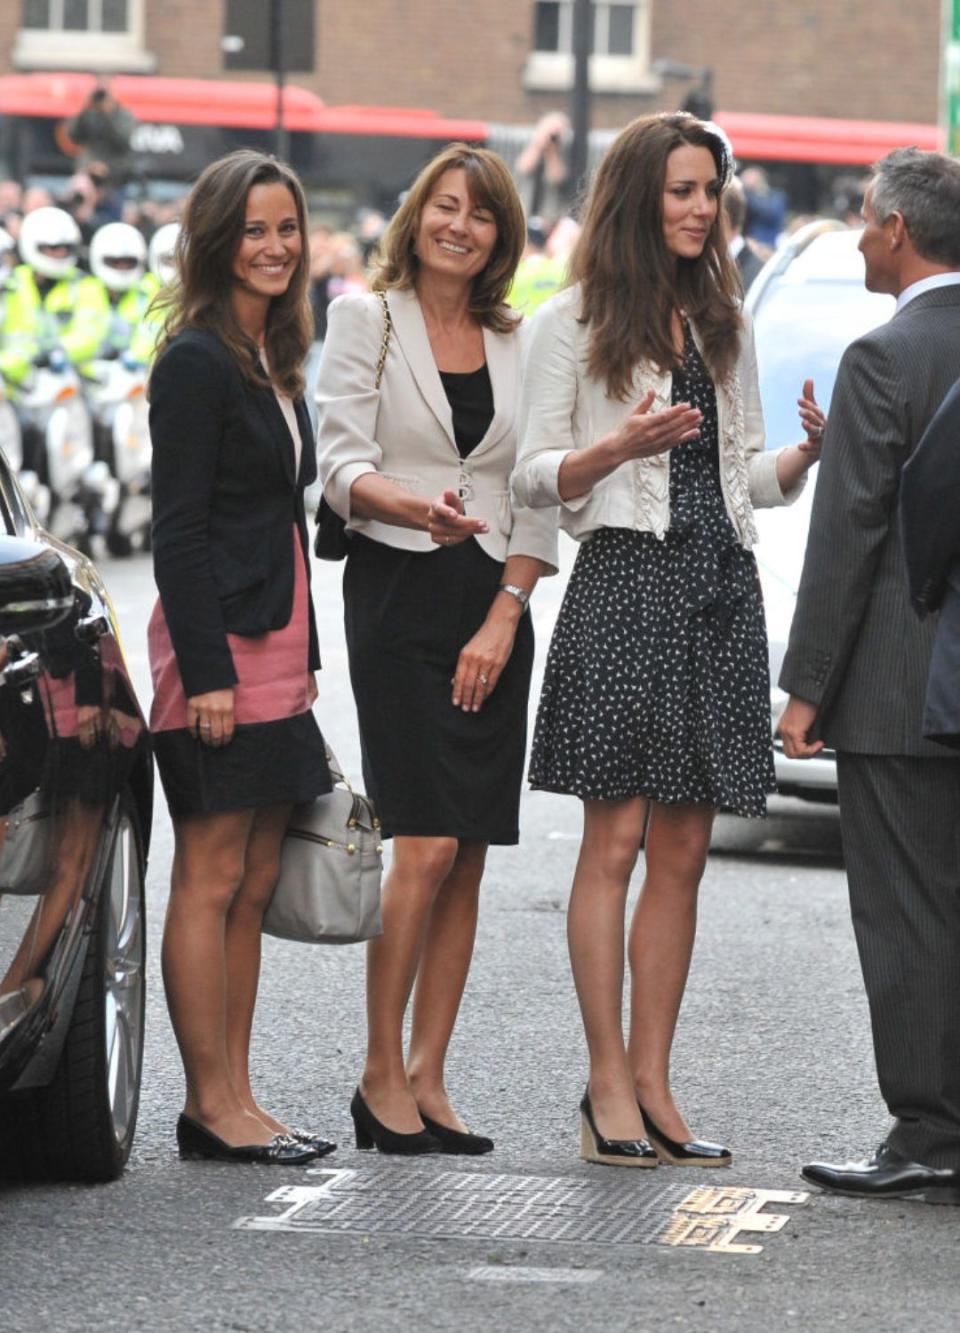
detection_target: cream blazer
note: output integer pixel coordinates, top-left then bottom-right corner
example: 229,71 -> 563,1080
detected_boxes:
315,287 -> 558,571
511,285 -> 804,546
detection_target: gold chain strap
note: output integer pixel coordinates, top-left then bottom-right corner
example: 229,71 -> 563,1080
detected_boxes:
374,289 -> 393,389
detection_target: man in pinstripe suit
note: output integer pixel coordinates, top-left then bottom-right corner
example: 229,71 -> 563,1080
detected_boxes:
778,148 -> 960,1202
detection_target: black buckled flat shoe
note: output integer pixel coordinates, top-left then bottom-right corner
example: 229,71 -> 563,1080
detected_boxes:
287,1128 -> 337,1157
176,1114 -> 318,1165
801,1143 -> 960,1202
637,1102 -> 732,1167
419,1111 -> 493,1156
579,1090 -> 658,1167
350,1087 -> 442,1155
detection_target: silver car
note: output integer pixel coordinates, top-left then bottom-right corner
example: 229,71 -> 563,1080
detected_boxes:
747,225 -> 895,801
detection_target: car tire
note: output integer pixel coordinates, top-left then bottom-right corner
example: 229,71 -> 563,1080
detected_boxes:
0,795 -> 146,1183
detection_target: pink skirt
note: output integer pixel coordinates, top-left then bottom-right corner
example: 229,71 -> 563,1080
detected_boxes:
148,529 -> 331,815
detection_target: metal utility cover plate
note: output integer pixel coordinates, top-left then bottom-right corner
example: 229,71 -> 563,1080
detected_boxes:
235,1168 -> 809,1255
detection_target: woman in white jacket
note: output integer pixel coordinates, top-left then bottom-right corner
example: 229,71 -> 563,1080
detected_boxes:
513,114 -> 824,1169
317,145 -> 556,1156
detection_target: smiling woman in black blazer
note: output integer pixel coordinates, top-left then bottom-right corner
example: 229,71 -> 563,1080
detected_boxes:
148,150 -> 333,1166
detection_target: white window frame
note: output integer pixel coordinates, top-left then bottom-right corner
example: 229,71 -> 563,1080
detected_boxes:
14,0 -> 156,73
524,0 -> 659,95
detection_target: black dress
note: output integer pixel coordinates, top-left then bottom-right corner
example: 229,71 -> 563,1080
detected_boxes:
343,364 -> 535,844
529,325 -> 775,817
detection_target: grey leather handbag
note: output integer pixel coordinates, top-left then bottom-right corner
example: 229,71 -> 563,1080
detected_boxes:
263,749 -> 383,945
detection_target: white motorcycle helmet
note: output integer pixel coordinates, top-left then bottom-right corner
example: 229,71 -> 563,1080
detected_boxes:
148,223 -> 180,285
18,206 -> 81,280
89,222 -> 147,293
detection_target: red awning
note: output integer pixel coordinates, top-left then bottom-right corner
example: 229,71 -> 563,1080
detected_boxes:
0,73 -> 486,140
715,110 -> 944,165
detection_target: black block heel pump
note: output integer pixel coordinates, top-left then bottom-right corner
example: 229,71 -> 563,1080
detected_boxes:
350,1088 -> 442,1155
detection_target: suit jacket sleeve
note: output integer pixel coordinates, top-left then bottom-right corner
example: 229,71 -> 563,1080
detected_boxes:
315,295 -> 382,520
779,335 -> 905,708
150,337 -> 238,698
900,375 -> 960,615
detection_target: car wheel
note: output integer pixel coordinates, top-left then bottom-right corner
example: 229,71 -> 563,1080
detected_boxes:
0,796 -> 146,1182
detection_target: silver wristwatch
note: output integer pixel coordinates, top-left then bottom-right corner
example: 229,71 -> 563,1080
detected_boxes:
498,583 -> 530,610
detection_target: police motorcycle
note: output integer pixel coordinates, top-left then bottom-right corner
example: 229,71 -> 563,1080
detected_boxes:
0,228 -> 47,522
1,209 -> 113,552
0,373 -> 37,518
85,224 -> 156,557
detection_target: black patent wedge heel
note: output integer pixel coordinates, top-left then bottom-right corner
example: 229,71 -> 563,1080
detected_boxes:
579,1090 -> 658,1168
637,1102 -> 732,1167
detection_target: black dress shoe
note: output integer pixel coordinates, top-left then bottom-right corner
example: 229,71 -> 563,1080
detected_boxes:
801,1142 -> 960,1202
350,1087 -> 442,1155
287,1128 -> 337,1157
176,1114 -> 317,1165
419,1111 -> 494,1155
637,1102 -> 732,1167
579,1090 -> 658,1168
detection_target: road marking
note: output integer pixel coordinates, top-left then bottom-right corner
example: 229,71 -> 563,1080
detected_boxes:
467,1266 -> 602,1284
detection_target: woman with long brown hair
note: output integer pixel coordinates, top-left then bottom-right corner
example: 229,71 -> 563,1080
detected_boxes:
513,114 -> 824,1167
317,144 -> 556,1154
148,149 -> 334,1164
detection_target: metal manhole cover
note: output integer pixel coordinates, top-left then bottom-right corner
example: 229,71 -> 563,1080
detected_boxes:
235,1167 -> 808,1254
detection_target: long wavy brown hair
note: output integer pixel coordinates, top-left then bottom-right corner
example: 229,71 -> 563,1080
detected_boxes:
370,143 -> 525,335
151,149 -> 312,397
570,113 -> 742,401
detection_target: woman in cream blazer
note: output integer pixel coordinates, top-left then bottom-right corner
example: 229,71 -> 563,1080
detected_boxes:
316,144 -> 556,1158
512,114 -> 823,1171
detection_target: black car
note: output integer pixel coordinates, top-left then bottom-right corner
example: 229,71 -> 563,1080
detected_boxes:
0,449 -> 153,1182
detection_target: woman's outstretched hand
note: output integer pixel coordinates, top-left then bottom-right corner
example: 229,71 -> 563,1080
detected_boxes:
427,489 -> 489,547
611,390 -> 702,463
797,378 -> 827,459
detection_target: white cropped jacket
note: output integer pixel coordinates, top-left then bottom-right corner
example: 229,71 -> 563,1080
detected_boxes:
511,286 -> 804,545
315,287 -> 558,572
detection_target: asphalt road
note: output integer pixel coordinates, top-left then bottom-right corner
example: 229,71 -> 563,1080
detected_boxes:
2,545 -> 958,1333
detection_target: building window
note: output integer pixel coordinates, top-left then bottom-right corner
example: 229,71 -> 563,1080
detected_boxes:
15,0 -> 155,72
525,0 -> 657,95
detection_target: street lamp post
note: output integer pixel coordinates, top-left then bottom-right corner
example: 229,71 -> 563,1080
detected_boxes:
272,0 -> 289,162
943,0 -> 960,155
569,0 -> 592,200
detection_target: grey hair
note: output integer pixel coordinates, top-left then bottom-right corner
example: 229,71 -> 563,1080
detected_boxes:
870,148 -> 960,266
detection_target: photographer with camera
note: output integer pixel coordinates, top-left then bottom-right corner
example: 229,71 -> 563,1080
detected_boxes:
65,82 -> 137,189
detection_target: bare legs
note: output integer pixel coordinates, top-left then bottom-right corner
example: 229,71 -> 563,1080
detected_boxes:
161,802 -> 292,1146
627,802 -> 714,1140
361,836 -> 487,1133
567,797 -> 714,1141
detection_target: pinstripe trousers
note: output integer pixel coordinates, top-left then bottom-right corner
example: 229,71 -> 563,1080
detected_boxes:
837,752 -> 960,1168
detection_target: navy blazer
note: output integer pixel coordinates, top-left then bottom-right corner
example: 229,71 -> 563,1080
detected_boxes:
150,326 -> 320,699
900,374 -> 960,748
901,375 -> 960,616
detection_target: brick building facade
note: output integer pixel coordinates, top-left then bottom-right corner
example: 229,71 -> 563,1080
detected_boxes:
0,1 -> 945,130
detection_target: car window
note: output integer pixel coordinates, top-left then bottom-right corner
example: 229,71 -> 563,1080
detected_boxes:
754,279 -> 894,449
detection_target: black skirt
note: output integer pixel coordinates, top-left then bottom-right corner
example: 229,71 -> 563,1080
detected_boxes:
343,534 -> 534,844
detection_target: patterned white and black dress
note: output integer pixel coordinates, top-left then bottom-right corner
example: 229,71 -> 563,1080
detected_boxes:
529,324 -> 775,817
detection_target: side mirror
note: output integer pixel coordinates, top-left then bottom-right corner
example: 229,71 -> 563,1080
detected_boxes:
0,536 -> 74,637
